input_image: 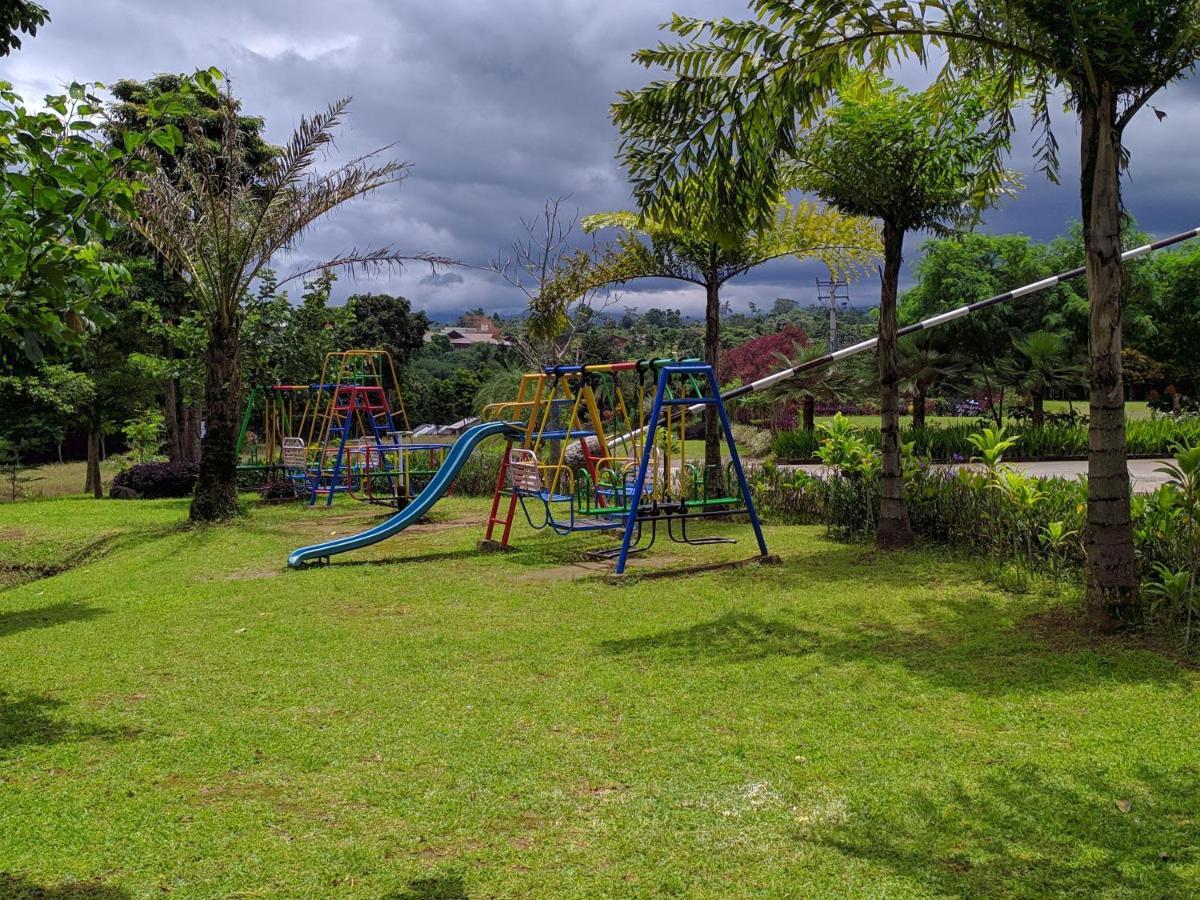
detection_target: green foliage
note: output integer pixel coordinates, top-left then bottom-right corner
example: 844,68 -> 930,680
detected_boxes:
795,76 -> 1014,234
343,293 -> 430,370
0,1 -> 47,56
612,1 -> 1200,236
0,75 -> 210,366
122,410 -> 165,464
967,424 -> 1020,469
0,364 -> 94,451
774,418 -> 1200,462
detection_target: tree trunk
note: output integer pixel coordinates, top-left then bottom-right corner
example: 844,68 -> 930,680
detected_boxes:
164,370 -> 184,462
1031,385 -> 1045,427
85,425 -> 103,499
190,315 -> 242,522
1080,89 -> 1139,626
183,404 -> 202,462
803,396 -> 815,432
912,387 -> 927,429
877,222 -> 914,549
702,277 -> 722,495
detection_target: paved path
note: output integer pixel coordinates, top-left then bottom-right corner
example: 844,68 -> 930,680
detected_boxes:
789,458 -> 1173,493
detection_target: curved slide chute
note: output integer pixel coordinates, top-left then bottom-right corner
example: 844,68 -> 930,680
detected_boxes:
288,420 -> 524,568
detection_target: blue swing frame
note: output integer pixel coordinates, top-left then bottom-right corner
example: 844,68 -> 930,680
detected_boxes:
613,364 -> 768,574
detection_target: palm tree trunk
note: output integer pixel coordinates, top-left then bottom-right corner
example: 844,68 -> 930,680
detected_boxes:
803,396 -> 815,432
877,222 -> 914,549
190,315 -> 242,522
1031,386 -> 1045,427
702,277 -> 722,495
1080,90 -> 1139,627
912,387 -> 927,429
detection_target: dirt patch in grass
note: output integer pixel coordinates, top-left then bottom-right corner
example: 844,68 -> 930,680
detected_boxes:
1024,605 -> 1197,667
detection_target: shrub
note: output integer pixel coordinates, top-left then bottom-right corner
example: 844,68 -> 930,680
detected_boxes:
730,423 -> 774,458
771,417 -> 1200,461
260,478 -> 299,502
451,443 -> 505,496
110,459 -> 199,499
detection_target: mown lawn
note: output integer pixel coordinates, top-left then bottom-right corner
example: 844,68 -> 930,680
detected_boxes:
0,495 -> 1196,897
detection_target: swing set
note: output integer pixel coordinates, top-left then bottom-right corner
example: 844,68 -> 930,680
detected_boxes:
479,358 -> 769,574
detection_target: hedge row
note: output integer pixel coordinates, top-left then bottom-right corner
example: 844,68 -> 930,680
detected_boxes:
772,417 -> 1200,461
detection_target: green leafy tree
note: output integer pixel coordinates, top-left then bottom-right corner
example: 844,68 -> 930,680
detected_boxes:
900,230 -> 1069,424
612,0 -> 1200,623
582,196 -> 879,481
106,74 -> 280,463
0,1 -> 46,56
0,78 -> 196,367
765,341 -> 863,433
790,78 -> 1011,548
343,293 -> 430,370
129,85 -> 447,522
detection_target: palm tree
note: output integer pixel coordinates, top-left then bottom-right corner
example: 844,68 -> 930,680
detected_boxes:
611,0 -> 1200,624
899,334 -> 963,429
765,341 -> 862,432
131,86 -> 447,522
582,196 -> 878,487
1008,331 -> 1085,426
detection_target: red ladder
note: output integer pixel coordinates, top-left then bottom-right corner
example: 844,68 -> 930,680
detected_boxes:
481,440 -> 520,548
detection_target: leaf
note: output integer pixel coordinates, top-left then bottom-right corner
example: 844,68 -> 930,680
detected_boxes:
1115,799 -> 1132,813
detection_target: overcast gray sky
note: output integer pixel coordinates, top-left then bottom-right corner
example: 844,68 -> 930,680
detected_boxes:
4,1 -> 1198,321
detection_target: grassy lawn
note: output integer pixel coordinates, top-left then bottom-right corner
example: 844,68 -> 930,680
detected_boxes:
0,459 -> 123,504
1,495 -> 1196,897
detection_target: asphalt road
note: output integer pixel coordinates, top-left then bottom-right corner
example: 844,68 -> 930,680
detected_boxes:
790,458 -> 1174,493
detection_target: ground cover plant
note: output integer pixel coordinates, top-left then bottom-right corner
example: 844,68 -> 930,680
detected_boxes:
773,415 -> 1200,462
2,494 -> 1199,896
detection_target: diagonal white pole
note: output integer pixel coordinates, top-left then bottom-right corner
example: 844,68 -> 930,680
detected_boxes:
608,226 -> 1200,449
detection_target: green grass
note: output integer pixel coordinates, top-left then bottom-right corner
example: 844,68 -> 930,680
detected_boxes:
1,496 -> 1196,897
0,459 -> 123,503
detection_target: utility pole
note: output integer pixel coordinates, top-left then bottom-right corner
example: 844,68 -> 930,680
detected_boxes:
815,274 -> 850,351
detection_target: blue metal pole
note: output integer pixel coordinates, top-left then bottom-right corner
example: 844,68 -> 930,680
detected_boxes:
615,367 -> 668,574
705,366 -> 769,558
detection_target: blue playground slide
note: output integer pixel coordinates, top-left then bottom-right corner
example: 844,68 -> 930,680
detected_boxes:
287,420 -> 523,568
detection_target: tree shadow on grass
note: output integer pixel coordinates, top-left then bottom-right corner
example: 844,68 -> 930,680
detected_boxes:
598,599 -> 1188,697
0,601 -> 107,639
386,874 -> 468,899
811,762 -> 1198,896
0,873 -> 129,898
600,612 -> 819,664
0,690 -> 142,754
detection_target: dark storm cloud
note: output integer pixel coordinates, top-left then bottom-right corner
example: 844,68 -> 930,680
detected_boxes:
5,2 -> 1198,319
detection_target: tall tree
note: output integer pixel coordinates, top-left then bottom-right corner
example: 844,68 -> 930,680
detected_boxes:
582,197 -> 879,483
106,73 -> 279,463
129,85 -> 446,522
793,78 -> 1009,547
343,292 -> 430,370
0,79 -> 194,369
612,0 -> 1200,624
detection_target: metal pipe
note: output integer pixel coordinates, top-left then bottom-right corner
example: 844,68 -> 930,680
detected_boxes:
606,225 -> 1200,447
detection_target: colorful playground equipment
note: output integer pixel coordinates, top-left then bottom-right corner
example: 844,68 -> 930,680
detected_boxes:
288,359 -> 768,573
287,224 -> 1200,574
238,350 -> 450,508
